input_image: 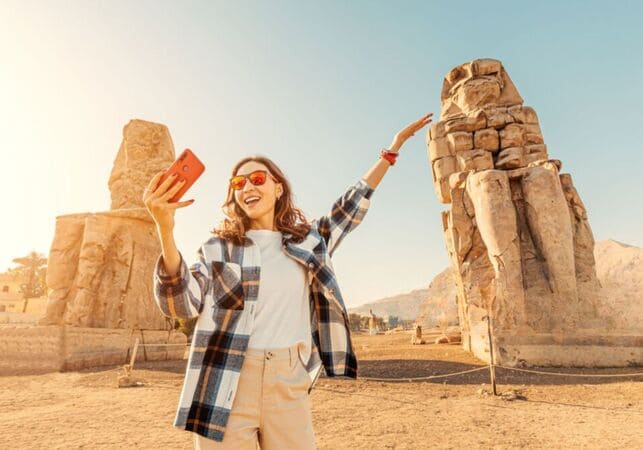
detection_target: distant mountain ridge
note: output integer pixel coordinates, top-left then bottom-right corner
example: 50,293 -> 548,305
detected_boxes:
594,239 -> 642,330
348,287 -> 430,321
349,240 -> 642,330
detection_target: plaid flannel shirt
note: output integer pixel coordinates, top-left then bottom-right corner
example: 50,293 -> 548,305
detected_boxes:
152,177 -> 374,442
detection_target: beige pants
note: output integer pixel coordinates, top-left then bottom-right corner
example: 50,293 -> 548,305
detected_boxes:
193,342 -> 316,449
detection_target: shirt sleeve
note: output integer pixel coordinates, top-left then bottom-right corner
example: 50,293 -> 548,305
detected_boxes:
315,177 -> 375,257
152,246 -> 210,320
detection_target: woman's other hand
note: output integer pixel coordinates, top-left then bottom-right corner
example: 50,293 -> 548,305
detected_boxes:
389,112 -> 433,153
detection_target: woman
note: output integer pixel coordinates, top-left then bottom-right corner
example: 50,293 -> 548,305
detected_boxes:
143,112 -> 432,449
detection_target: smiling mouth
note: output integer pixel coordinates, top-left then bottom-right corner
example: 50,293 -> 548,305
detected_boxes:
244,196 -> 261,207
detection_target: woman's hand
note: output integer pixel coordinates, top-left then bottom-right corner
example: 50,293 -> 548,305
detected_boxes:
388,112 -> 433,153
143,170 -> 194,231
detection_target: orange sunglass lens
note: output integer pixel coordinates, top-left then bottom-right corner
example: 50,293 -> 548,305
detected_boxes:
248,171 -> 266,185
230,176 -> 246,190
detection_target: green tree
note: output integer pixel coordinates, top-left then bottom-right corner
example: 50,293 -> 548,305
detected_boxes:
348,313 -> 362,331
11,251 -> 48,313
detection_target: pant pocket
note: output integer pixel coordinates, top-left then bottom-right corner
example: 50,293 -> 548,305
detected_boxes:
294,348 -> 313,395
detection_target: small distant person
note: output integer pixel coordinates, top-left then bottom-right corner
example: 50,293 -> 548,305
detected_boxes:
369,309 -> 377,336
411,324 -> 425,345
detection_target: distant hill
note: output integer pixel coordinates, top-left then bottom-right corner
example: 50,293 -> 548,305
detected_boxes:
594,239 -> 643,330
348,287 -> 429,321
347,268 -> 457,325
349,240 -> 642,330
414,268 -> 458,328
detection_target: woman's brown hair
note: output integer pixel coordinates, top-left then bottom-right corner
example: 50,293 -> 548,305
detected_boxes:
211,155 -> 311,245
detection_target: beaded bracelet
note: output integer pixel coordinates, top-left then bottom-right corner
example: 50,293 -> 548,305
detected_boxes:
379,149 -> 399,166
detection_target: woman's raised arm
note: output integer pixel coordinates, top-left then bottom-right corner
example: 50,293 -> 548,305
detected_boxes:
362,112 -> 433,189
143,170 -> 205,320
316,112 -> 433,256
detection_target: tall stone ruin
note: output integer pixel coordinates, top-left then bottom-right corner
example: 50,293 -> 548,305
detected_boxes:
427,59 -> 641,366
40,119 -> 176,329
0,120 -> 186,375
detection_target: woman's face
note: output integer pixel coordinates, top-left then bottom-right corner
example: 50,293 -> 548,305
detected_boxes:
233,161 -> 283,223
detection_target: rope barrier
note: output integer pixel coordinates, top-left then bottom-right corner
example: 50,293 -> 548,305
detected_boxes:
335,365 -> 643,384
356,365 -> 643,383
496,365 -> 643,378
358,366 -> 489,382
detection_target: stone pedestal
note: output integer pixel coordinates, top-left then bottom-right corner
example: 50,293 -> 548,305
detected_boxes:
0,325 -> 186,375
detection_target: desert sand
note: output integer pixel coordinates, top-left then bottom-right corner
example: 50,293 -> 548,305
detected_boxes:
0,331 -> 641,449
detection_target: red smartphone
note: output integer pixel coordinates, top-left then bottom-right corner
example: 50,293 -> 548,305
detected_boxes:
158,148 -> 206,202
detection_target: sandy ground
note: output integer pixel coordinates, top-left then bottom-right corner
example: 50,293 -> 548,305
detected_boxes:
1,331 -> 641,449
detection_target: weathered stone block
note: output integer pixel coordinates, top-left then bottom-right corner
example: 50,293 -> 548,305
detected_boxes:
432,156 -> 457,203
525,132 -> 544,144
429,121 -> 447,140
495,146 -> 525,169
485,106 -> 515,129
474,127 -> 500,151
447,131 -> 474,153
508,105 -> 539,124
457,149 -> 494,171
471,58 -> 502,76
448,171 -> 469,190
499,123 -> 525,148
428,136 -> 451,162
524,144 -> 548,163
444,112 -> 487,133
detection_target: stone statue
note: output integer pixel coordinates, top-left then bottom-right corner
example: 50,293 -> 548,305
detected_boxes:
427,59 -> 637,366
39,120 -> 176,329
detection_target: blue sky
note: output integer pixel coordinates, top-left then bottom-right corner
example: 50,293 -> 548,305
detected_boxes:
2,0 -> 642,307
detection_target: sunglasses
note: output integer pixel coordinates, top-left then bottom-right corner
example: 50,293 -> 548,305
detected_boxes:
229,169 -> 279,190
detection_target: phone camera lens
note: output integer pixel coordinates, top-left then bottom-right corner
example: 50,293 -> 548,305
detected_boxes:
182,165 -> 189,172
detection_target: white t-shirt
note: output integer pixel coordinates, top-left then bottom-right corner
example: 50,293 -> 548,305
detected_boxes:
246,229 -> 311,363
